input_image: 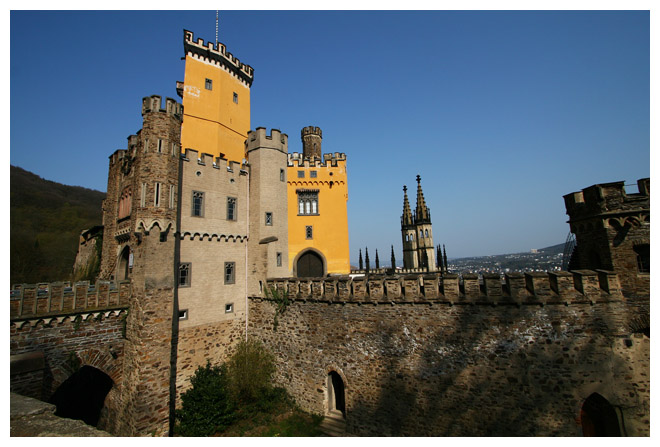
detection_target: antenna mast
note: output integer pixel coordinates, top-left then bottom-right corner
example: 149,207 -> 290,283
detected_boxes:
215,10 -> 219,47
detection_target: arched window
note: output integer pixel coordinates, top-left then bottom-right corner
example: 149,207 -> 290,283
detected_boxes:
420,229 -> 424,239
118,187 -> 132,219
297,189 -> 319,215
425,229 -> 429,238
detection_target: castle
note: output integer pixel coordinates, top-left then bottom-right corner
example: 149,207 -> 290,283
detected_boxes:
9,29 -> 649,437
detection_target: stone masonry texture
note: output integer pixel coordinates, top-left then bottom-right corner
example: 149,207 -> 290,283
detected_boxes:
248,297 -> 649,436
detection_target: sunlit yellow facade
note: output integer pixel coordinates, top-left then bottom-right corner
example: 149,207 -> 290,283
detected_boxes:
287,152 -> 350,275
180,31 -> 252,162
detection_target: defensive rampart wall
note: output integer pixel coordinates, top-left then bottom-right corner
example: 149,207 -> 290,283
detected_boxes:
250,270 -> 649,436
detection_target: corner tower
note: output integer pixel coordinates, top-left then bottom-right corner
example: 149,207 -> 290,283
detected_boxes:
178,30 -> 253,163
287,126 -> 350,276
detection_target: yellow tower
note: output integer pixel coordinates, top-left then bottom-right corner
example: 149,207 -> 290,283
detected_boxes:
287,127 -> 350,276
177,30 -> 252,162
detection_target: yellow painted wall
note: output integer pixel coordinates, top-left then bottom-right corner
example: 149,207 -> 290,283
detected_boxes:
287,161 -> 350,275
181,56 -> 251,163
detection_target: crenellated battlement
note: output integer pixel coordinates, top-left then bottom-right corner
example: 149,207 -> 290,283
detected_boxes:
564,178 -> 650,221
10,280 -> 131,320
141,95 -> 183,121
301,126 -> 322,138
245,127 -> 288,154
181,147 -> 244,172
183,29 -> 254,87
287,152 -> 347,168
263,270 -> 622,305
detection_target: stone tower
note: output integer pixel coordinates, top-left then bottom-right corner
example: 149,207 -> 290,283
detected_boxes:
564,178 -> 649,297
401,185 -> 418,269
414,175 -> 435,270
301,126 -> 322,159
100,95 -> 182,436
401,175 -> 435,270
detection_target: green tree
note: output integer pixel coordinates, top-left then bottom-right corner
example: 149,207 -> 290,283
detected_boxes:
227,339 -> 276,404
175,361 -> 235,436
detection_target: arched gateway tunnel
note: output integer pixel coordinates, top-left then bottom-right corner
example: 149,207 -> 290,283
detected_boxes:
10,281 -> 129,431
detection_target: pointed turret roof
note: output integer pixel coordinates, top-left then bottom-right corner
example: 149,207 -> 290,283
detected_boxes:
415,175 -> 431,223
401,185 -> 414,227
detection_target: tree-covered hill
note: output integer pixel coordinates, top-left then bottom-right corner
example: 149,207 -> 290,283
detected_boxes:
10,165 -> 105,284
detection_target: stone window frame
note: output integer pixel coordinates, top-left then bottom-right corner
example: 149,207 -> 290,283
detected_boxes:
157,139 -> 163,153
310,170 -> 318,178
178,309 -> 188,320
154,182 -> 161,207
205,78 -> 213,90
233,92 -> 238,104
178,263 -> 191,288
227,197 -> 237,221
140,183 -> 146,207
192,191 -> 204,217
224,262 -> 236,284
280,169 -> 285,182
265,212 -> 273,226
225,303 -> 234,313
169,185 -> 176,209
297,170 -> 305,179
306,225 -> 313,240
276,252 -> 282,267
297,189 -> 319,216
118,187 -> 132,220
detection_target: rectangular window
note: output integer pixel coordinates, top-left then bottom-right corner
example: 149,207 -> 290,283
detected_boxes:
297,170 -> 305,178
297,189 -> 319,215
265,212 -> 273,226
141,183 -> 146,207
227,197 -> 237,221
169,185 -> 175,209
225,303 -> 234,313
178,309 -> 188,320
154,182 -> 161,207
144,138 -> 149,153
205,78 -> 213,90
157,139 -> 163,153
280,169 -> 285,182
306,225 -> 313,240
224,262 -> 235,284
192,191 -> 204,217
310,170 -> 318,178
233,92 -> 238,103
178,263 -> 191,287
276,252 -> 282,267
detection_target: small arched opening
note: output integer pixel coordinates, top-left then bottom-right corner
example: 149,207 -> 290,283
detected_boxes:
295,249 -> 325,278
117,246 -> 131,280
49,365 -> 114,427
327,371 -> 346,418
581,393 -> 621,436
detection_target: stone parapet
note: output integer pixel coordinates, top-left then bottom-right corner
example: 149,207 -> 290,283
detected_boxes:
10,281 -> 131,319
265,270 -> 623,305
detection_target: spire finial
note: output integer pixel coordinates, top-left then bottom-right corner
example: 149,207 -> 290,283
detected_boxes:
403,185 -> 407,193
416,174 -> 421,184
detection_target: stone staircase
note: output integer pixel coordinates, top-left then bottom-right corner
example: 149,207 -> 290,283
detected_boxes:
320,410 -> 349,436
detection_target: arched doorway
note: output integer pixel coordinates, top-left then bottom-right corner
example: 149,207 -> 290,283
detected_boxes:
296,250 -> 324,277
327,371 -> 346,418
581,393 -> 621,436
50,365 -> 114,427
117,246 -> 130,280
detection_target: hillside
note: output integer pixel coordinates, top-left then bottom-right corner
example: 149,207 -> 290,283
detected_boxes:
10,165 -> 106,284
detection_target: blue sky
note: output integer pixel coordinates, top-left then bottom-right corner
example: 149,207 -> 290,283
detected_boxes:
9,9 -> 651,261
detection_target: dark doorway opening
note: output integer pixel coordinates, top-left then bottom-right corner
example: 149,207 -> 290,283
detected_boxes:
50,365 -> 114,427
581,393 -> 621,436
118,246 -> 130,280
297,250 -> 324,277
328,371 -> 345,417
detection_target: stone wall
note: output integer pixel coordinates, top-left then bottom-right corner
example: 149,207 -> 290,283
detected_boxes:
248,294 -> 649,436
10,310 -> 126,431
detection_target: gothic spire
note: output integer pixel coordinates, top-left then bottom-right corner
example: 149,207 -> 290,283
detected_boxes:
415,175 -> 431,223
401,185 -> 414,227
